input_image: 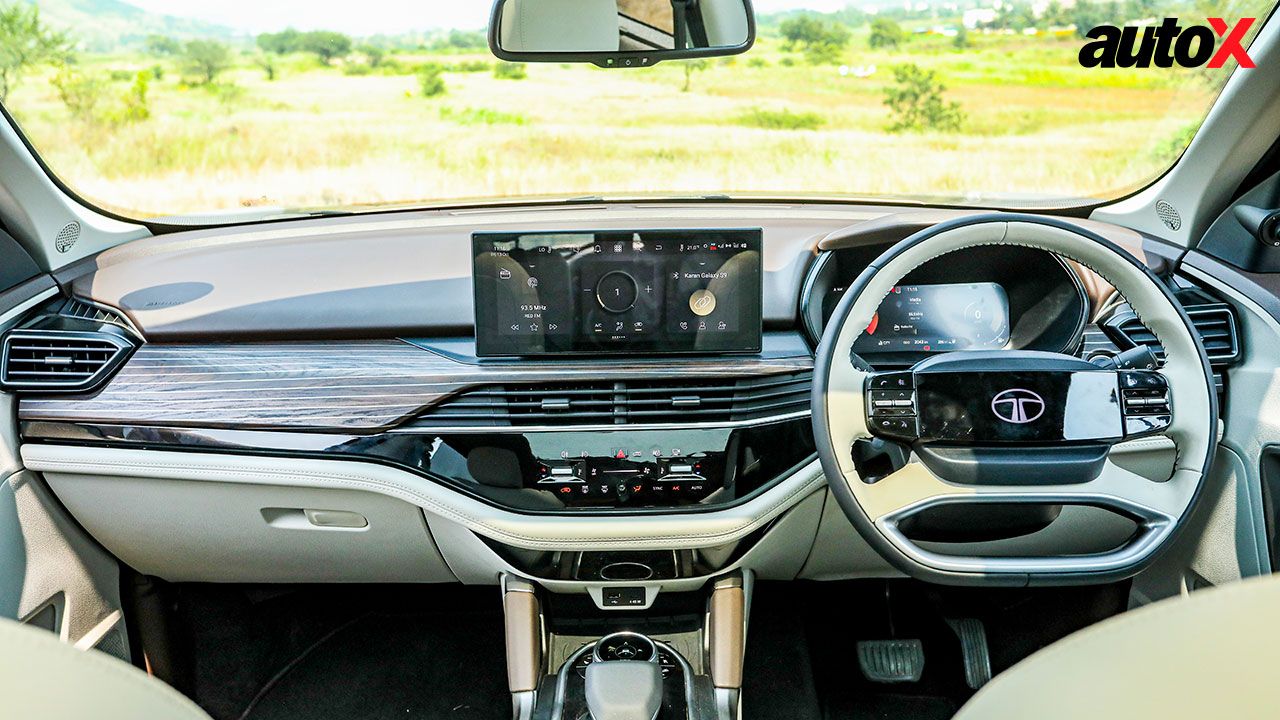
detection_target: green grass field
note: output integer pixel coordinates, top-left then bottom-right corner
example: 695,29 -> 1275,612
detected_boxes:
5,32 -> 1226,219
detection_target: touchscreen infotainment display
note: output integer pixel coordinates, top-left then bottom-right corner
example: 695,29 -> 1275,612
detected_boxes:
473,229 -> 762,357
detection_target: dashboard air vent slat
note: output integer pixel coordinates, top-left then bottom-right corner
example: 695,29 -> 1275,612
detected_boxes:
1105,304 -> 1240,365
409,370 -> 813,428
1,330 -> 134,393
57,298 -> 131,329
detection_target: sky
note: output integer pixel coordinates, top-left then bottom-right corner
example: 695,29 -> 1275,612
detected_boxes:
121,0 -> 857,35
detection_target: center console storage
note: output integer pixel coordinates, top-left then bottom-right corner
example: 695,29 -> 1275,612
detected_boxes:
505,574 -> 747,720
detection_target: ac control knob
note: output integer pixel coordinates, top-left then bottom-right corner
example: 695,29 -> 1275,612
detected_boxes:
596,271 -> 638,313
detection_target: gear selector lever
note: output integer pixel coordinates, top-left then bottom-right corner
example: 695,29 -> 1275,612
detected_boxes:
584,633 -> 664,720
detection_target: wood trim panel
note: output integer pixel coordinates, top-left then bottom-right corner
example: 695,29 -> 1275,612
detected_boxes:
18,340 -> 813,431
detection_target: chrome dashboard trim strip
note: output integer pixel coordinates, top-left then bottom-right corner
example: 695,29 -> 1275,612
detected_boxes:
390,410 -> 812,434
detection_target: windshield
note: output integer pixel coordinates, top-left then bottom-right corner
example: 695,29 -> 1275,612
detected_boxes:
0,0 -> 1273,221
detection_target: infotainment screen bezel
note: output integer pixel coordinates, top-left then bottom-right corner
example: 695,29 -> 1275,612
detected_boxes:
472,228 -> 764,357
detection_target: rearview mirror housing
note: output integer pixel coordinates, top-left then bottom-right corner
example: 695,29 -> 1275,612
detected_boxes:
488,0 -> 755,68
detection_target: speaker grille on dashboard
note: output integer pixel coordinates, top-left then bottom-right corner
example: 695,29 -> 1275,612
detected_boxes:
54,222 -> 81,253
1155,200 -> 1182,232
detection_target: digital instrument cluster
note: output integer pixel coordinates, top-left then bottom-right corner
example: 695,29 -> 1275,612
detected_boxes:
851,282 -> 1011,354
472,229 -> 762,356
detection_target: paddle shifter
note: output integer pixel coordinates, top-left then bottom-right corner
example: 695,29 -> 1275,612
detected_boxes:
584,632 -> 664,720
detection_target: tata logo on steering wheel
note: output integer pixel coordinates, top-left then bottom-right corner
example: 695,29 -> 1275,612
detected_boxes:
991,389 -> 1046,424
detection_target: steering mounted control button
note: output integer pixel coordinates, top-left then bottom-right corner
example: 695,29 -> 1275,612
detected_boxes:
865,375 -> 919,439
872,417 -> 919,441
869,372 -> 914,390
1119,370 -> 1168,390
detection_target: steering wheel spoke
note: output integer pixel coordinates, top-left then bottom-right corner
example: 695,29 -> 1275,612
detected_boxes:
861,457 -> 1185,525
822,361 -> 874,456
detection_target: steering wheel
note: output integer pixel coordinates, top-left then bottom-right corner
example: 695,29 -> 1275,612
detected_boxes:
811,215 -> 1218,586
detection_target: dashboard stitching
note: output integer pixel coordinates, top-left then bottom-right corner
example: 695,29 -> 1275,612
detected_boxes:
29,456 -> 827,547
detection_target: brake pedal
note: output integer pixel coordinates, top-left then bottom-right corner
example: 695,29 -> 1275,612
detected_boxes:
856,639 -> 924,683
946,618 -> 992,690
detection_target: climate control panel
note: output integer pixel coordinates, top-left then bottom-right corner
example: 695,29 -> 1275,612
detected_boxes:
532,448 -> 724,507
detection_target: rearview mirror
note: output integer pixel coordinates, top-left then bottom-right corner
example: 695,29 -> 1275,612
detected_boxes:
489,0 -> 755,68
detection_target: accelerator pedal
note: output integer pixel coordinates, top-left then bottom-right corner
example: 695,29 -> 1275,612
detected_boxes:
946,618 -> 992,690
856,639 -> 924,683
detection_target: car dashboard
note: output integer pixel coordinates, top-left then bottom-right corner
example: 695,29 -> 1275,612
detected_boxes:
0,202 -> 1243,587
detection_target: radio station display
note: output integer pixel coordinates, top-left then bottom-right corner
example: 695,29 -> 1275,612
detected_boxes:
472,229 -> 762,356
852,282 -> 1011,355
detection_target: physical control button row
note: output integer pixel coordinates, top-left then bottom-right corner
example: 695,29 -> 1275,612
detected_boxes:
868,371 -> 914,391
1118,370 -> 1171,436
866,373 -> 919,441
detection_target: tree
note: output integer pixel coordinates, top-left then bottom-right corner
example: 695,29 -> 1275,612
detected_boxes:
778,15 -> 851,64
253,52 -> 277,81
181,39 -> 232,85
868,18 -> 906,50
1041,0 -> 1072,28
117,71 -> 150,124
992,2 -> 1036,31
145,34 -> 181,57
257,29 -> 301,55
357,44 -> 386,68
417,63 -> 445,97
953,25 -> 971,49
1071,1 -> 1119,38
298,31 -> 352,64
681,59 -> 708,92
0,3 -> 75,101
882,63 -> 965,132
493,61 -> 527,80
50,65 -> 105,122
433,29 -> 487,50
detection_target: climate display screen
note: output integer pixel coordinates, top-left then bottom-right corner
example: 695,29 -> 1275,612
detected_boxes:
853,282 -> 1011,355
473,229 -> 762,356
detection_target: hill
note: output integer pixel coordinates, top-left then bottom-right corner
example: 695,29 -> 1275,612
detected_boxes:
22,0 -> 241,52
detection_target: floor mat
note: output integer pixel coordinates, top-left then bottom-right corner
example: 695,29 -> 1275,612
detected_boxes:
241,611 -> 508,720
742,586 -> 822,720
171,585 -> 510,720
746,579 -> 1129,720
823,693 -> 955,720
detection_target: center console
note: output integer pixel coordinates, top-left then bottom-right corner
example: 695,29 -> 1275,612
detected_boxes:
505,574 -> 746,720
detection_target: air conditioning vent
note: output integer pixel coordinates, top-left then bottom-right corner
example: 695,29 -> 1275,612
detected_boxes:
1105,304 -> 1240,365
411,370 -> 813,428
56,298 -> 130,329
1,330 -> 134,393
